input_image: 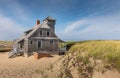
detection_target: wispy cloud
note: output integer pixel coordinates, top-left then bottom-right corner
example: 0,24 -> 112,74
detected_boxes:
58,12 -> 120,41
64,20 -> 86,33
0,0 -> 30,40
0,13 -> 27,40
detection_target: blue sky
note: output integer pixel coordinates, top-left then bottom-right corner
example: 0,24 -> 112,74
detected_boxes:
0,0 -> 120,41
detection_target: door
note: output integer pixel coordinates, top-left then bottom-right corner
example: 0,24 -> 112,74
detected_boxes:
38,41 -> 42,48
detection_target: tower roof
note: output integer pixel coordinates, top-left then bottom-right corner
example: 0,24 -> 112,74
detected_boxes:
45,16 -> 56,21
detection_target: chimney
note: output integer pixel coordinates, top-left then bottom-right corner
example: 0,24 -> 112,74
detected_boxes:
36,20 -> 40,26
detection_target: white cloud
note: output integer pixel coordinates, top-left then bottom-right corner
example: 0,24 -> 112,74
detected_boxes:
0,0 -> 30,40
0,13 -> 27,40
58,12 -> 120,41
64,20 -> 86,33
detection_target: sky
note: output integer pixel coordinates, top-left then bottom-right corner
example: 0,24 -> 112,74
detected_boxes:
0,0 -> 120,41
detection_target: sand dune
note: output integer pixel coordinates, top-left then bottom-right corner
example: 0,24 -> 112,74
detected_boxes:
1,52 -> 120,78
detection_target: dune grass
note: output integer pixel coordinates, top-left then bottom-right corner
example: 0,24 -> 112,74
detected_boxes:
68,40 -> 120,71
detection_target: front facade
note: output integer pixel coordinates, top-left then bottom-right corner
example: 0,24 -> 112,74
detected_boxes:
13,16 -> 63,57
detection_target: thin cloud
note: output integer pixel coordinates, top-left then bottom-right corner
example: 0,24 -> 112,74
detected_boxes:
59,12 -> 120,41
0,13 -> 27,40
64,20 -> 86,33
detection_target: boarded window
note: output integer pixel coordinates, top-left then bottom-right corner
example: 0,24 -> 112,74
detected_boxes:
47,31 -> 50,36
40,31 -> 42,35
38,41 -> 42,48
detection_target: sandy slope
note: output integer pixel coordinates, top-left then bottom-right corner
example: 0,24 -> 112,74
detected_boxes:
1,52 -> 120,78
0,52 -> 61,78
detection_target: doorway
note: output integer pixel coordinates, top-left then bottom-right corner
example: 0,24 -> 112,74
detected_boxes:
38,41 -> 42,48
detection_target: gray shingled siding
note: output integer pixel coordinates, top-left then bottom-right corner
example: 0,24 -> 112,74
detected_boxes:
32,28 -> 56,37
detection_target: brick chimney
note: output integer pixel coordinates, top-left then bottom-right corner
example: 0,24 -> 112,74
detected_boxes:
36,20 -> 40,26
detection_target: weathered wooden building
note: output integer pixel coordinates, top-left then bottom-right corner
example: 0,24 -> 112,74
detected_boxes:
12,16 -> 64,57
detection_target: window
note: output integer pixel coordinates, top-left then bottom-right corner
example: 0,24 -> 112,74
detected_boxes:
30,41 -> 33,45
47,31 -> 50,36
40,31 -> 42,35
20,44 -> 23,48
48,20 -> 50,22
50,40 -> 54,44
20,43 -> 24,48
38,41 -> 42,48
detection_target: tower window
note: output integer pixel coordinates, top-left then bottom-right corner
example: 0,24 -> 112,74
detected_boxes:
40,31 -> 42,35
47,31 -> 50,36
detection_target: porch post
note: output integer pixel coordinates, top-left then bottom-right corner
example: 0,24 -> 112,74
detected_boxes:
24,38 -> 29,57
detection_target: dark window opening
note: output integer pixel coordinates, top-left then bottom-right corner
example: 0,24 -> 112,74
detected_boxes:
20,43 -> 23,48
53,20 -> 55,22
20,44 -> 23,48
48,20 -> 51,22
50,40 -> 53,44
47,31 -> 50,36
38,41 -> 42,48
30,41 -> 33,45
40,31 -> 42,35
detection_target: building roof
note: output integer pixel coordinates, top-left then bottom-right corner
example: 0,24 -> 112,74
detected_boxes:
24,29 -> 33,34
